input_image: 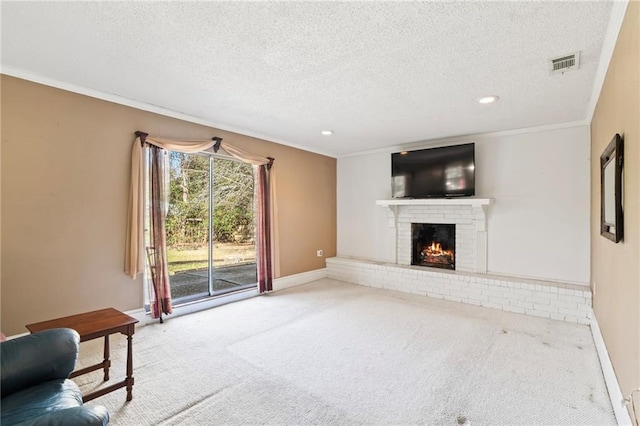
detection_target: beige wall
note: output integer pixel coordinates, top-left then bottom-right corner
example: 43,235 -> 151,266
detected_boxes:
0,76 -> 3,320
1,75 -> 336,335
590,1 -> 640,417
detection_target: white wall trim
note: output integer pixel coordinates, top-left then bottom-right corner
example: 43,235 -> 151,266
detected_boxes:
0,66 -> 591,160
590,309 -> 633,426
338,121 -> 588,158
126,288 -> 259,327
0,67 -> 335,158
585,0 -> 630,124
128,267 -> 330,326
273,268 -> 328,292
124,308 -> 149,326
5,331 -> 30,340
6,270 -> 326,336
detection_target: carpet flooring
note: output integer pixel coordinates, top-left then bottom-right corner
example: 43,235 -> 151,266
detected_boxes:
75,279 -> 615,425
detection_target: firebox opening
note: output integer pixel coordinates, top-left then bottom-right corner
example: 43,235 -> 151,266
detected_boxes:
411,223 -> 455,270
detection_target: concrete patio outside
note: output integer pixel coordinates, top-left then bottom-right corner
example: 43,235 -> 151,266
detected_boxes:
169,262 -> 257,300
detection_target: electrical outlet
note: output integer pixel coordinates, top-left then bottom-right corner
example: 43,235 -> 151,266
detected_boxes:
316,249 -> 323,257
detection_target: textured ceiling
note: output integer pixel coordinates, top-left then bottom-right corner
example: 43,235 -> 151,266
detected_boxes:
1,1 -> 614,157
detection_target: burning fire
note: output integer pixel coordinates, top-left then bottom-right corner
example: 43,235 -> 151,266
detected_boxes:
421,241 -> 454,265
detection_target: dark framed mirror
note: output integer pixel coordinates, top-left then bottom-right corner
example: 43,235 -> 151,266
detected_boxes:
600,133 -> 623,242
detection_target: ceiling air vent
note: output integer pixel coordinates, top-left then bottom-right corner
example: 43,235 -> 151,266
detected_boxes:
550,51 -> 580,74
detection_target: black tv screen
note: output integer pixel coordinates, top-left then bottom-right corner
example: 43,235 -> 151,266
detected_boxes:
391,143 -> 475,198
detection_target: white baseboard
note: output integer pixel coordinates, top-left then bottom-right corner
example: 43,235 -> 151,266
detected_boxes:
590,309 -> 633,426
126,288 -> 259,327
5,331 -> 29,340
272,268 -> 328,292
8,272 -> 323,336
7,276 -> 320,338
124,308 -> 149,326
129,269 -> 327,325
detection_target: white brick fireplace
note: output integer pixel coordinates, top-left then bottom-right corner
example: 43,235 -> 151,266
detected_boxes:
378,198 -> 491,273
327,197 -> 592,324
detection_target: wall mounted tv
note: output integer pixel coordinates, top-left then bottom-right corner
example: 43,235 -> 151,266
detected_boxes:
391,143 -> 475,198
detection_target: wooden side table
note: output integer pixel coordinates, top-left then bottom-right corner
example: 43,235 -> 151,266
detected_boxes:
26,308 -> 139,402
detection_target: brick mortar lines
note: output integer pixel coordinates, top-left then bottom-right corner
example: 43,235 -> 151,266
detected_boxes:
327,258 -> 591,325
396,205 -> 478,268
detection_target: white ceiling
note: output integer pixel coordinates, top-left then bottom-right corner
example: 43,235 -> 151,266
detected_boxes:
1,1 -> 618,157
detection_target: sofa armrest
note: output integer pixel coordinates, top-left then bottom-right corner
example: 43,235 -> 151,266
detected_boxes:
15,406 -> 109,426
1,328 -> 80,398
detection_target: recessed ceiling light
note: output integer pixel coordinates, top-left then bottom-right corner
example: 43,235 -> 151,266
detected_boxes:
478,95 -> 499,104
321,130 -> 334,136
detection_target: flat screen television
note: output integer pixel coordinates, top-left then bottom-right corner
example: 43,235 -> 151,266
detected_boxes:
391,143 -> 475,198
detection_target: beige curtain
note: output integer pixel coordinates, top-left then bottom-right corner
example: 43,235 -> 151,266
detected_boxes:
216,142 -> 272,166
125,134 -> 216,278
125,133 -> 278,285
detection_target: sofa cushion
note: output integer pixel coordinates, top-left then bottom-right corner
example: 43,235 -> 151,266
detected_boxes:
1,329 -> 79,398
14,405 -> 109,426
1,379 -> 82,426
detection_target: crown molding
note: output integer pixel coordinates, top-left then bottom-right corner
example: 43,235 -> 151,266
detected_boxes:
0,66 -> 336,158
338,120 -> 589,159
585,0 -> 630,124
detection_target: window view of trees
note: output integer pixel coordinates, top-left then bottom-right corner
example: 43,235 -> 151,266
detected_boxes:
167,153 -> 209,247
165,153 -> 257,300
211,158 -> 255,244
166,153 -> 255,247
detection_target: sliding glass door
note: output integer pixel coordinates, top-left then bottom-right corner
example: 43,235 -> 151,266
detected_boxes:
165,153 -> 257,303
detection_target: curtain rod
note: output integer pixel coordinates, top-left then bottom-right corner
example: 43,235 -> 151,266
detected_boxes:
212,137 -> 222,152
135,131 -> 223,148
135,130 -> 148,146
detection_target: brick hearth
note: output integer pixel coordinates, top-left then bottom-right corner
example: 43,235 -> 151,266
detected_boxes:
326,257 -> 592,324
329,198 -> 592,324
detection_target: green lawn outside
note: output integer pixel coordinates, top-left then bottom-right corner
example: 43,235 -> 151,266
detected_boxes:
167,243 -> 256,274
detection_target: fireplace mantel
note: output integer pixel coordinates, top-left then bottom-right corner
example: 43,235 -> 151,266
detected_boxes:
376,198 -> 493,207
376,198 -> 494,228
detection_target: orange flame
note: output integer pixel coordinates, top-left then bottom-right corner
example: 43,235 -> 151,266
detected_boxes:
421,241 -> 454,265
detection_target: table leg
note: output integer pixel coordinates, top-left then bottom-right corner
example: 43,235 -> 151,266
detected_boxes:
126,325 -> 134,401
103,335 -> 111,381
